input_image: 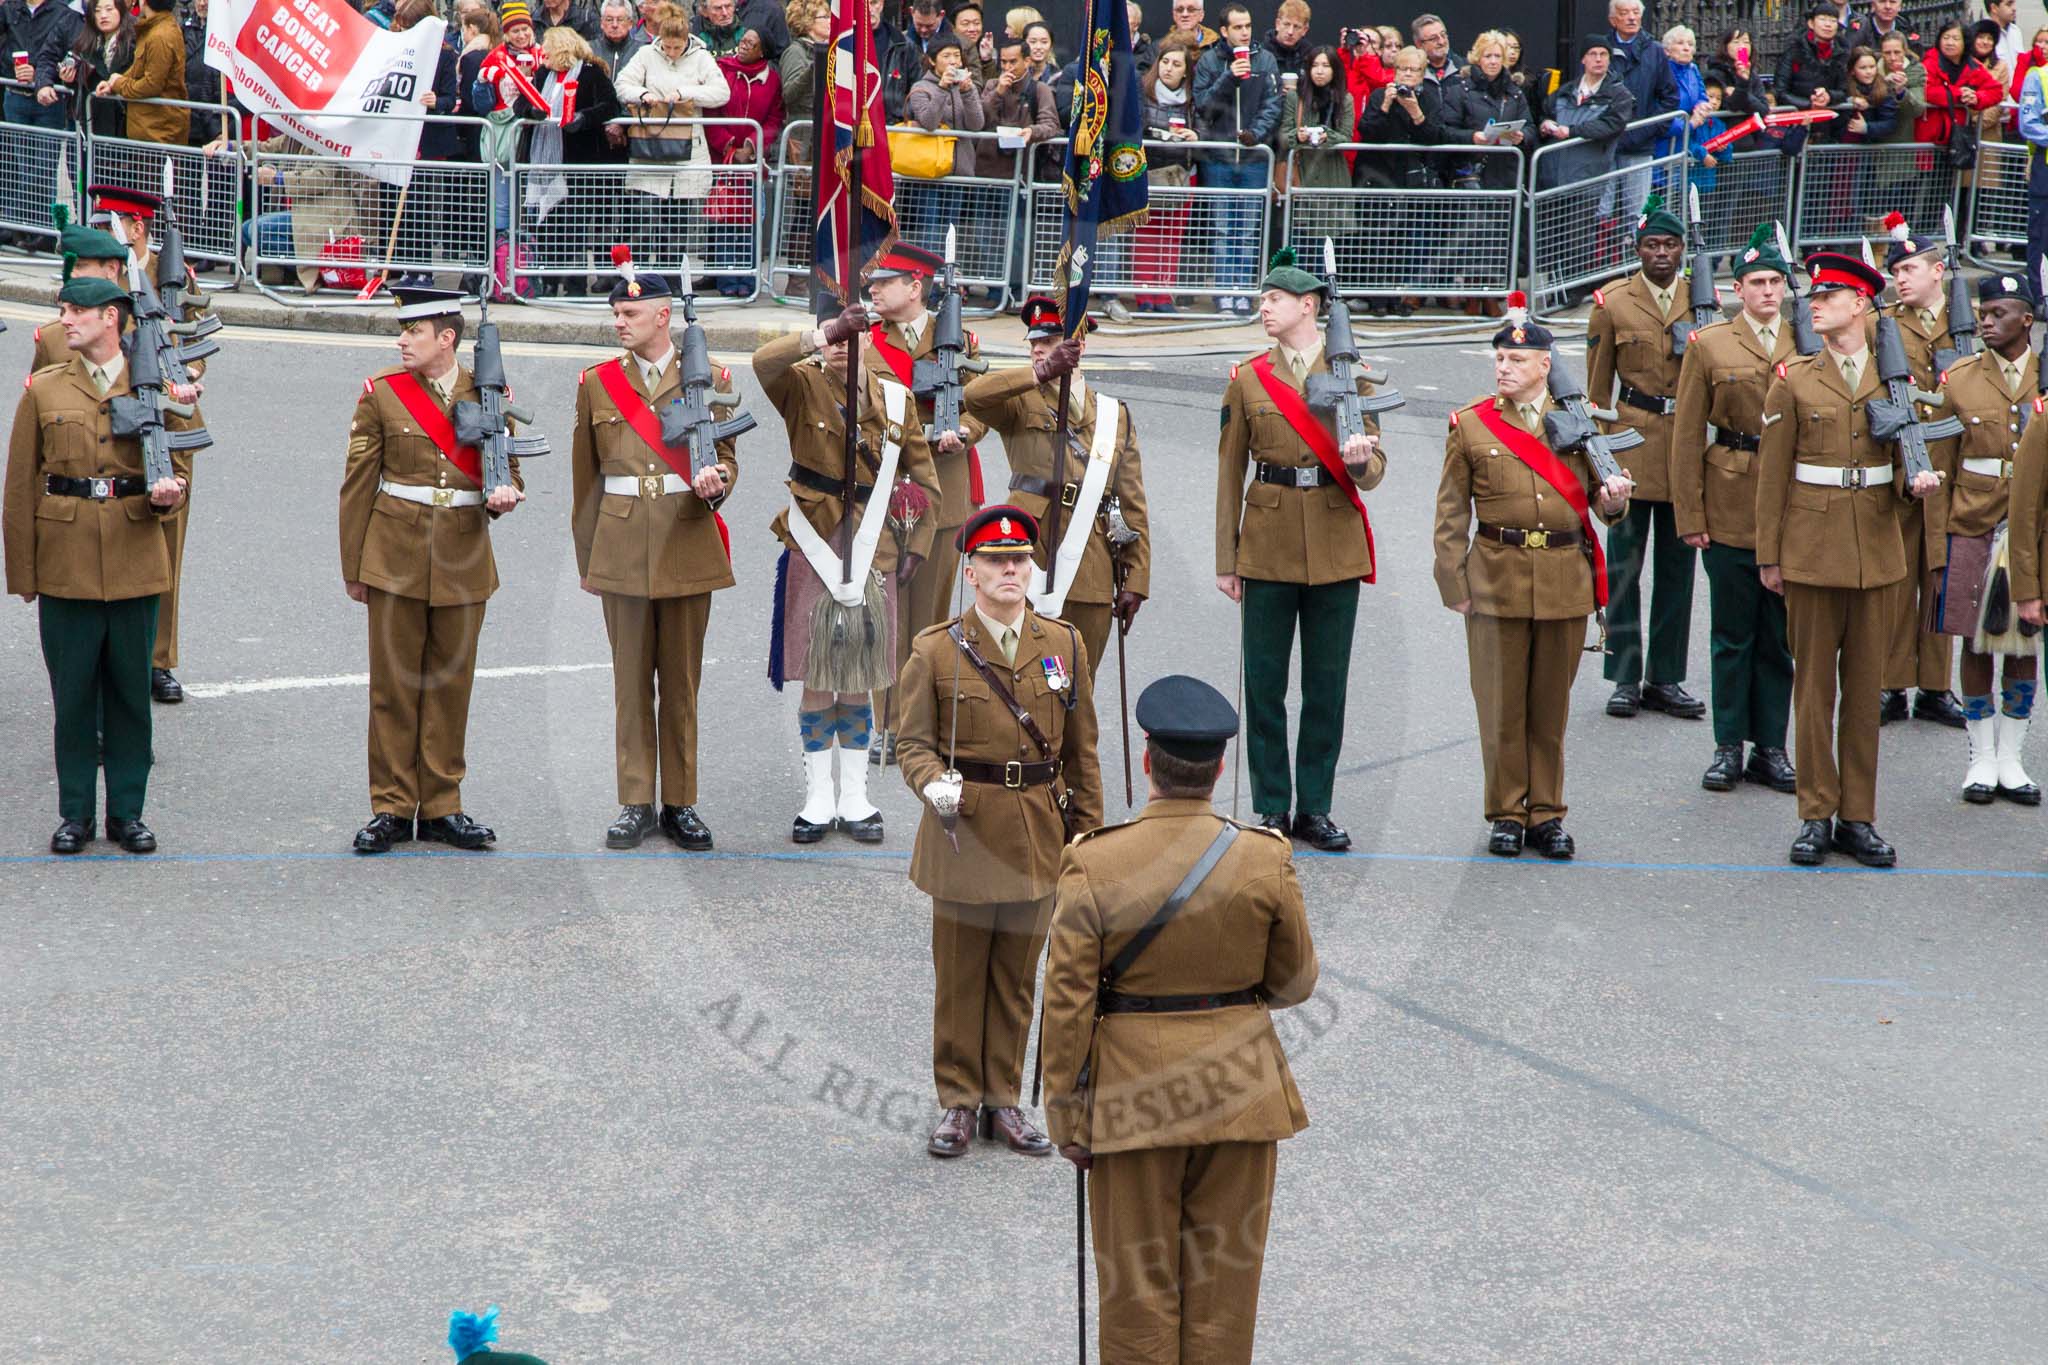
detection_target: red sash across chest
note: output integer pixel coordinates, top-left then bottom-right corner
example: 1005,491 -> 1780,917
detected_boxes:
380,371 -> 483,486
1469,400 -> 1608,607
870,324 -> 984,509
592,358 -> 730,560
1248,354 -> 1376,584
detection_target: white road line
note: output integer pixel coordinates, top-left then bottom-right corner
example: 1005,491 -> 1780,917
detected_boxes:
184,660 -> 614,699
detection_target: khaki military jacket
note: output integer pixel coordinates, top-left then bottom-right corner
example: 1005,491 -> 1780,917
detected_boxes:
1885,298 -> 1952,388
963,366 -> 1151,604
1756,351 -> 1922,589
1672,315 -> 1794,549
753,331 -> 940,573
3,354 -> 192,600
339,363 -> 523,608
570,351 -> 739,599
2007,406 -> 2048,601
1433,395 -> 1625,620
1587,272 -> 1685,502
895,606 -> 1104,903
1216,343 -> 1383,584
864,315 -> 988,529
32,305 -> 207,485
1039,800 -> 1316,1154
1924,349 -> 2037,540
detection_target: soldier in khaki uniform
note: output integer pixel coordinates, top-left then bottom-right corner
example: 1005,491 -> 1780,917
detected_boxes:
1435,302 -> 1633,859
863,241 -> 989,770
894,503 -> 1103,1161
1921,273 -> 2041,805
339,287 -> 525,855
755,300 -> 941,843
1586,194 -> 1705,721
571,256 -> 739,852
1041,673 -> 1316,1365
1875,215 -> 1968,728
2009,346 -> 2048,701
1757,252 -> 1945,868
965,295 -> 1150,677
1671,225 -> 1799,795
1215,253 -> 1384,852
4,276 -> 191,854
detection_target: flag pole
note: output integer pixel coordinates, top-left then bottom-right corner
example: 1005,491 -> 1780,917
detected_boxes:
839,14 -> 862,584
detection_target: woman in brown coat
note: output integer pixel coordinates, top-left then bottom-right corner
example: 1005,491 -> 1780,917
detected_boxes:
98,0 -> 187,145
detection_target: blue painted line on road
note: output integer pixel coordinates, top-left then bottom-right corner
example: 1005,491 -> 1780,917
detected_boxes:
4,847 -> 2045,878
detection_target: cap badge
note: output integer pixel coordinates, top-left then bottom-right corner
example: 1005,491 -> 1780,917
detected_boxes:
999,517 -> 1013,536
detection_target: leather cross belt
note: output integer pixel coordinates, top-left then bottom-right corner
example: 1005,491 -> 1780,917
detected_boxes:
953,757 -> 1060,788
1477,521 -> 1584,549
788,461 -> 873,500
1254,461 -> 1337,488
1097,985 -> 1264,1014
1618,382 -> 1676,415
46,474 -> 144,500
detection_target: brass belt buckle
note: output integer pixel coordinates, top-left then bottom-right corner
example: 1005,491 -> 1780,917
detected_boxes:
431,487 -> 456,507
1523,529 -> 1550,549
1003,760 -> 1024,789
641,474 -> 664,500
1843,466 -> 1867,491
90,477 -> 112,499
1061,482 -> 1079,508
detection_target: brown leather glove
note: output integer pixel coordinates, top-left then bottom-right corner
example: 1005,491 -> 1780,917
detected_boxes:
820,304 -> 869,347
1113,589 -> 1143,629
1032,337 -> 1082,385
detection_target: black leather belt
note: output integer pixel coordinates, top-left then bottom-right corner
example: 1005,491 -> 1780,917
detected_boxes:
1098,986 -> 1264,1015
1618,382 -> 1676,416
788,461 -> 873,500
1254,461 -> 1337,488
46,474 -> 145,500
954,757 -> 1060,788
1715,429 -> 1761,453
1477,521 -> 1584,549
1010,473 -> 1079,506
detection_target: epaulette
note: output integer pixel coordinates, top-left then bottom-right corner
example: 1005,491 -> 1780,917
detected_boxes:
1225,816 -> 1290,841
912,620 -> 957,642
719,365 -> 731,384
2034,394 -> 2045,415
1071,819 -> 1136,845
1591,287 -> 1606,308
1447,408 -> 1458,428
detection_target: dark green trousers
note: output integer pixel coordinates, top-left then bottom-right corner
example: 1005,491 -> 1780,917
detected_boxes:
1702,543 -> 1793,749
1241,577 -> 1358,817
40,594 -> 158,822
1602,498 -> 1697,687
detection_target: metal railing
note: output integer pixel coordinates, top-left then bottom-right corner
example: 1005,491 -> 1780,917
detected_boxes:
1789,141 -> 1953,257
1527,115 -> 1688,317
1964,139 -> 2031,270
1284,143 -> 1522,301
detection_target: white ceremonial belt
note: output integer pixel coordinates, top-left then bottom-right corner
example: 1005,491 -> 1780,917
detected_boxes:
604,473 -> 687,497
1961,457 -> 2014,479
1793,462 -> 1893,489
380,479 -> 482,507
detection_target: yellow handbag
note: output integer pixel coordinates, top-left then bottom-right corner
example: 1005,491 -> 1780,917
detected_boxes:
888,124 -> 958,179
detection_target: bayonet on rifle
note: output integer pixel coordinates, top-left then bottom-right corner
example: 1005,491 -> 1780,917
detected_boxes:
1672,183 -> 1718,357
911,225 -> 988,444
1933,204 -> 1979,375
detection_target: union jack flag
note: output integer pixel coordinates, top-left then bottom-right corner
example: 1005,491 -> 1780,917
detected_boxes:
813,0 -> 897,301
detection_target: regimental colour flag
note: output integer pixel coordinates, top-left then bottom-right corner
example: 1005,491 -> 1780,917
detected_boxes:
813,0 -> 898,301
1054,0 -> 1148,330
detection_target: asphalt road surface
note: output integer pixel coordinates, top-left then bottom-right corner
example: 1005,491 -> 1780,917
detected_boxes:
4,308 -> 2046,1362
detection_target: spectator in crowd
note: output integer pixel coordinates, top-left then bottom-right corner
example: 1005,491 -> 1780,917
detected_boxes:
1537,33 -> 1633,191
454,6 -> 501,174
1919,20 -> 2004,149
389,0 -> 461,288
1376,26 -> 1401,63
735,0 -> 789,58
472,0 -> 553,268
1706,28 -> 1768,116
1880,31 -> 1925,137
1129,2 -> 1154,74
1655,24 -> 1708,159
44,0 -> 129,140
615,5 -> 728,278
1500,30 -> 1528,91
983,36 -> 1056,293
1266,0 -> 1312,86
870,0 -> 919,121
180,0 -> 221,146
229,133 -> 381,290
1446,28 -> 1528,187
697,0 -> 743,56
1192,2 -> 1277,315
1002,4 -> 1040,41
1022,19 -> 1056,82
595,0 -> 650,77
904,33 -> 982,255
706,25 -> 776,295
8,0 -> 81,221
780,0 -> 827,160
905,0 -> 950,60
634,0 -> 665,41
1356,43 -> 1435,189
1334,22 -> 1388,109
1282,45 -> 1356,265
537,0 -> 601,42
1832,44 -> 1900,141
1163,0 -> 1217,60
1603,0 -> 1676,206
1991,0 -> 2023,75
1134,33 -> 1198,313
1409,12 -> 1466,185
2012,25 -> 2048,110
515,26 -> 621,295
98,0 -> 188,146
1973,18 -> 2012,89
956,3 -> 997,82
1775,2 -> 1846,113
1848,0 -> 1919,56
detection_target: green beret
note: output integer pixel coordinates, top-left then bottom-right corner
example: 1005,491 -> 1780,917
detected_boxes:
1634,192 -> 1685,242
57,276 -> 130,310
1259,246 -> 1326,299
61,223 -> 126,263
1731,223 -> 1789,279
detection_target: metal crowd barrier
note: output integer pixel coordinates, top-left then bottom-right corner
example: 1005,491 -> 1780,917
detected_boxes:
766,120 -> 1020,308
92,103 -> 247,271
1284,143 -> 1521,301
1527,115 -> 1687,317
1965,139 -> 2031,270
1025,137 -> 1272,316
1687,145 -> 1793,262
507,117 -> 766,304
0,77 -> 83,254
1790,141 -> 1954,258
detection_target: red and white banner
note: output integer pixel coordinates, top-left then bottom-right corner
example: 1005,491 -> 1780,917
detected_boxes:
205,0 -> 445,185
